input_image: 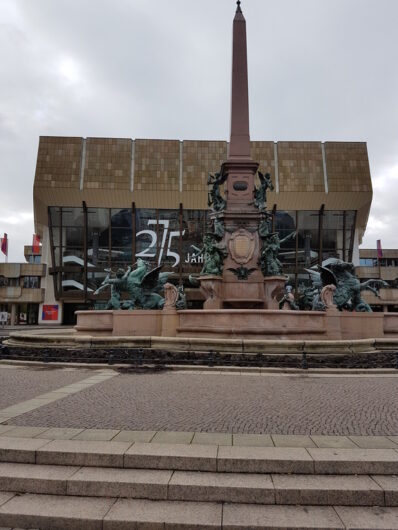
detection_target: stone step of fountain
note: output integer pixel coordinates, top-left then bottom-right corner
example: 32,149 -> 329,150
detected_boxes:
0,492 -> 398,529
0,462 -> 397,507
1,436 -> 398,475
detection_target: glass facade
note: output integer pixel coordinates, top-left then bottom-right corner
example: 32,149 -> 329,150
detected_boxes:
49,206 -> 356,302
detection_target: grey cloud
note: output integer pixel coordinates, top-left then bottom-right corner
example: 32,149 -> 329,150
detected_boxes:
0,0 -> 397,260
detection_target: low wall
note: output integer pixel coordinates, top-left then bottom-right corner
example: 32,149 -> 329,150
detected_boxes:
75,309 -> 398,341
177,309 -> 327,340
75,310 -> 163,337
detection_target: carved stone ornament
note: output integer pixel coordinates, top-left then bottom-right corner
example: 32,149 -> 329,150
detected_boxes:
320,284 -> 338,312
228,229 -> 255,265
163,283 -> 179,309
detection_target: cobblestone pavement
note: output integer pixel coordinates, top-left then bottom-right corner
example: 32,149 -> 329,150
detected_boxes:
0,366 -> 91,409
10,371 -> 398,436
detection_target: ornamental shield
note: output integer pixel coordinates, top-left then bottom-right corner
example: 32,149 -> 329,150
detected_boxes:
228,229 -> 255,265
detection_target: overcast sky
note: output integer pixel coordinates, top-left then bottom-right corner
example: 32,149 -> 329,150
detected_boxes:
1,0 -> 397,262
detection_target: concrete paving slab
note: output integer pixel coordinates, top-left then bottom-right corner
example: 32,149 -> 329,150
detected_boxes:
0,406 -> 35,416
191,432 -> 232,446
58,384 -> 97,391
67,467 -> 172,500
124,442 -> 218,472
0,437 -> 50,464
0,493 -> 15,508
72,429 -> 120,441
217,446 -> 314,474
0,493 -> 116,530
271,435 -> 316,448
308,448 -> 398,474
272,473 -> 384,506
168,470 -> 275,504
27,398 -> 61,405
349,435 -> 398,449
232,434 -> 274,447
0,462 -> 79,495
2,427 -> 49,439
151,431 -> 194,444
112,430 -> 156,443
310,435 -> 358,449
36,439 -> 131,468
53,386 -> 86,395
222,503 -> 344,529
104,498 -> 222,529
34,392 -> 70,400
335,506 -> 398,529
35,428 -> 85,440
0,427 -> 15,436
88,374 -> 118,378
372,475 -> 398,506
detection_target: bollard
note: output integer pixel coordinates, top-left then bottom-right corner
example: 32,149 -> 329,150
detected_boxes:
301,350 -> 308,370
108,353 -> 114,365
395,351 -> 398,370
138,349 -> 144,365
208,350 -> 215,367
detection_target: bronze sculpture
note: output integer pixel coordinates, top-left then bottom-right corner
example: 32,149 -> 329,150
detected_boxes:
207,171 -> 227,212
303,259 -> 389,312
254,171 -> 274,213
259,231 -> 295,277
200,234 -> 228,276
94,258 -> 172,310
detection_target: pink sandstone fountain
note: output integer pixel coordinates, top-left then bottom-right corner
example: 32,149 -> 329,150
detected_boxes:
73,1 -> 398,350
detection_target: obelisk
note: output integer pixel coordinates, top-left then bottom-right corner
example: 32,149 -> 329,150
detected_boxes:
222,0 -> 259,210
229,0 -> 251,160
200,1 -> 283,310
218,0 -> 263,307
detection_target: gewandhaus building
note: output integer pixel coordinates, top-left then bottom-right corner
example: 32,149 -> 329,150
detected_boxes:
31,135 -> 373,324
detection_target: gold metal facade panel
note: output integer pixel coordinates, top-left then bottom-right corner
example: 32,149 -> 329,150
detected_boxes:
34,136 -> 82,189
325,142 -> 372,193
278,141 -> 324,193
33,137 -> 373,237
250,141 -> 275,174
250,141 -> 276,204
182,140 -> 227,194
134,139 -> 180,192
84,137 -> 131,190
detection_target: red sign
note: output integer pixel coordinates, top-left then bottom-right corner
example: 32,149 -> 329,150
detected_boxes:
42,305 -> 59,321
32,234 -> 41,254
1,234 -> 7,256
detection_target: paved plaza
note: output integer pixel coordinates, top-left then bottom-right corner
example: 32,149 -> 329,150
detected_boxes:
0,364 -> 90,410
1,364 -> 398,436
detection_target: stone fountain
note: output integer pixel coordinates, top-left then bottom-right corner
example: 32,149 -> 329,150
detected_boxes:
73,2 -> 398,347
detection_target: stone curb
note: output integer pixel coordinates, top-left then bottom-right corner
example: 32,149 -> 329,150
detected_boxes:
0,437 -> 398,474
0,463 -> 395,507
2,428 -> 398,451
6,332 -> 398,355
1,493 -> 398,529
1,359 -> 398,375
